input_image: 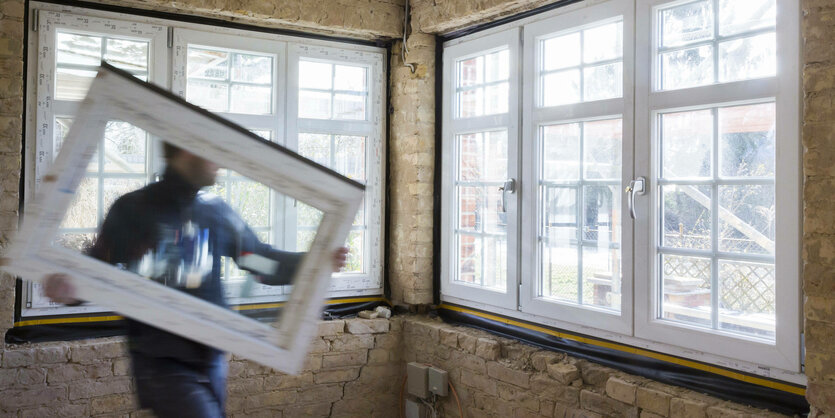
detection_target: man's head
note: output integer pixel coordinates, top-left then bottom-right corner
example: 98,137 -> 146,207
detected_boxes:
163,143 -> 220,188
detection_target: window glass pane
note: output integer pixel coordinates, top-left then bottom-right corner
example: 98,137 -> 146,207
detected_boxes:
719,103 -> 775,177
661,109 -> 713,178
583,62 -> 623,102
582,185 -> 621,310
719,260 -> 775,339
231,53 -> 272,84
661,254 -> 713,328
454,130 -> 507,291
56,233 -> 96,252
542,123 -> 580,180
583,21 -> 623,63
542,70 -> 581,107
230,84 -> 272,115
188,48 -> 229,80
485,83 -> 509,115
458,186 -> 482,231
458,88 -> 484,118
299,61 -> 332,89
334,135 -> 365,180
458,56 -> 483,88
718,33 -> 776,83
298,132 -> 367,272
334,65 -> 367,92
719,185 -> 775,254
230,181 -> 271,228
583,119 -> 622,180
344,230 -> 364,273
456,49 -> 508,118
298,133 -> 330,166
485,50 -> 509,83
542,33 -> 580,71
56,32 -> 102,66
60,177 -> 98,229
54,117 -> 73,156
103,121 -> 146,174
660,45 -> 714,90
186,79 -> 229,113
56,68 -> 98,101
539,120 -> 621,311
457,131 -> 507,182
541,188 -> 578,302
660,0 -> 714,47
104,38 -> 149,72
299,90 -> 332,119
333,93 -> 365,120
661,185 -> 712,250
718,0 -> 776,37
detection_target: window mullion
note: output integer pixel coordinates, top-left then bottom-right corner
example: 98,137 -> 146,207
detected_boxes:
711,107 -> 720,330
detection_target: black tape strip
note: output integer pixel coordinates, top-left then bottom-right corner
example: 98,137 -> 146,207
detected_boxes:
438,307 -> 808,416
6,300 -> 391,344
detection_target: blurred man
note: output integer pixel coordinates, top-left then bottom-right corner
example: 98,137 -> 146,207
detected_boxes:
45,143 -> 348,417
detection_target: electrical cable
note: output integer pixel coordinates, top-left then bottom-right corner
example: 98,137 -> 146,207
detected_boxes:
449,381 -> 463,418
399,373 -> 407,418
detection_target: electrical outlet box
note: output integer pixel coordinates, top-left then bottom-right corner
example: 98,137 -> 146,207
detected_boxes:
428,366 -> 448,396
404,399 -> 425,418
407,362 -> 429,398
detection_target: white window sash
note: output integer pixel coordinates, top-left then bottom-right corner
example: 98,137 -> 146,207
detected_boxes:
633,0 -> 800,371
22,4 -> 387,318
441,28 -> 520,310
23,10 -> 168,317
519,0 -> 635,335
287,43 -> 386,294
172,28 -> 289,303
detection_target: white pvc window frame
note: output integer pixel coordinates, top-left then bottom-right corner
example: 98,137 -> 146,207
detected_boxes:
22,3 -> 387,317
287,43 -> 386,296
519,0 -> 635,335
634,0 -> 800,371
3,64 -> 364,373
441,28 -> 521,310
440,0 -> 803,379
172,28 -> 290,305
22,10 -> 168,316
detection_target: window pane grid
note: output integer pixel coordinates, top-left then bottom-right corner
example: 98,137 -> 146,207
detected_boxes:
454,49 -> 510,118
297,132 -> 367,273
657,102 -> 776,340
187,47 -> 274,115
538,20 -> 623,107
537,119 -> 622,310
657,0 -> 776,90
298,60 -> 368,121
56,31 -> 150,101
453,130 -> 507,290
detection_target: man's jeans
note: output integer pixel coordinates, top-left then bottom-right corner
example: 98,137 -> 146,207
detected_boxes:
131,351 -> 228,418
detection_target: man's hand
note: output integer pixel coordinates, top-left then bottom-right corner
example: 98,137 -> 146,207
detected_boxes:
332,247 -> 349,272
43,274 -> 80,305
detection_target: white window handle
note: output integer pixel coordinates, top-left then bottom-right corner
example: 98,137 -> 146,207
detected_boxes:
499,178 -> 516,213
626,177 -> 646,219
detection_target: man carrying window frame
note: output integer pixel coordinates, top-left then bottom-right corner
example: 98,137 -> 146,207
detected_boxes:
43,143 -> 349,418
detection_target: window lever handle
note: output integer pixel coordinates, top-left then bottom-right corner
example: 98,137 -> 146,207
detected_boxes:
626,177 -> 646,219
499,178 -> 516,213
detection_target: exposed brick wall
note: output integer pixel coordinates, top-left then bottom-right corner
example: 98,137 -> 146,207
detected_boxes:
0,318 -> 403,417
410,0 -> 567,34
388,29 -> 436,305
802,0 -> 835,415
402,316 -> 789,418
82,0 -> 405,40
